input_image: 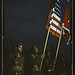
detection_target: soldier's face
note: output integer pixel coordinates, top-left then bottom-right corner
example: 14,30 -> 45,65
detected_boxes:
18,45 -> 23,52
34,48 -> 39,53
48,52 -> 50,56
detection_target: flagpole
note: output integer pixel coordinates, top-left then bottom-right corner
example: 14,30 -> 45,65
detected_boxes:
40,26 -> 50,70
53,23 -> 64,71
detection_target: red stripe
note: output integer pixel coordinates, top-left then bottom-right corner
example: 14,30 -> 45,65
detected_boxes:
50,11 -> 54,21
52,11 -> 54,14
53,16 -> 62,25
50,15 -> 62,25
49,13 -> 62,28
50,28 -> 60,37
49,23 -> 61,31
50,27 -> 60,36
52,22 -> 61,31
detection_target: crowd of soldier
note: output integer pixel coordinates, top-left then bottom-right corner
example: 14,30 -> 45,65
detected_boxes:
7,43 -> 67,75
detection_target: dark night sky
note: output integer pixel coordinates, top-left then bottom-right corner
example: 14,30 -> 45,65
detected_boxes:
4,0 -> 72,61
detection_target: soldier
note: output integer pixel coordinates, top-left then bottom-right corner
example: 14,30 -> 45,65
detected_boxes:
9,43 -> 24,75
43,51 -> 55,75
29,45 -> 44,75
54,55 -> 66,75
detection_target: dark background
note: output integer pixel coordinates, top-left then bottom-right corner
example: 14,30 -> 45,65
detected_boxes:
3,0 -> 72,75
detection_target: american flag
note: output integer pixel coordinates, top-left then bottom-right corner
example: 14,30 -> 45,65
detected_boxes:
44,0 -> 71,45
46,0 -> 62,37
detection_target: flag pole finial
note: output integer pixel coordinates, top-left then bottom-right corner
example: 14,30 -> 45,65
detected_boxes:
62,23 -> 64,26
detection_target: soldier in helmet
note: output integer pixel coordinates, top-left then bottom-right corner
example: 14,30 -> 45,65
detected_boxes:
54,55 -> 66,75
9,43 -> 25,75
43,51 -> 55,75
29,45 -> 44,75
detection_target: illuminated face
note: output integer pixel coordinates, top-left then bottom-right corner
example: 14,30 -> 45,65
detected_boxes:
17,45 -> 23,52
48,52 -> 50,56
34,47 -> 39,53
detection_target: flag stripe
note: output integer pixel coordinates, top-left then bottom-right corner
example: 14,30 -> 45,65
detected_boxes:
57,0 -> 60,3
51,12 -> 61,21
54,10 -> 61,16
50,22 -> 61,31
50,19 -> 61,29
63,26 -> 70,33
51,15 -> 62,27
54,6 -> 61,13
52,16 -> 62,25
50,28 -> 60,37
50,25 -> 61,34
55,3 -> 61,8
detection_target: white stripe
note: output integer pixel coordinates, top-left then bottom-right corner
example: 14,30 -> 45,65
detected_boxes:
55,3 -> 61,8
67,36 -> 71,45
63,26 -> 70,33
52,19 -> 61,28
54,10 -> 60,16
51,13 -> 61,21
54,6 -> 61,13
53,8 -> 55,11
57,0 -> 60,3
50,25 -> 61,34
50,19 -> 53,24
51,12 -> 54,17
50,19 -> 61,28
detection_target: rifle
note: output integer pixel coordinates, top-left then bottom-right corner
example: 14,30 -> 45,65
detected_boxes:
10,37 -> 16,59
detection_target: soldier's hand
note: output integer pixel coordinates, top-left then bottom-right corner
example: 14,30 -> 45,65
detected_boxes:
54,61 -> 56,64
41,53 -> 45,58
53,58 -> 57,64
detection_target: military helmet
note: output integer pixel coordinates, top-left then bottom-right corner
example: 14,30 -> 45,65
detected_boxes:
33,45 -> 37,50
16,43 -> 22,48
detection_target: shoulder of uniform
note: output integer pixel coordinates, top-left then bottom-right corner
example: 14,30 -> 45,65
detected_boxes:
31,54 -> 36,59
